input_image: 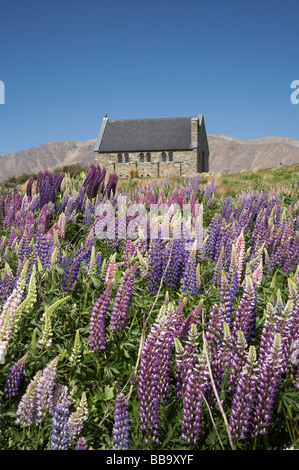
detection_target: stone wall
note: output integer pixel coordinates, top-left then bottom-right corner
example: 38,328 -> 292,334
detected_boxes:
94,114 -> 209,178
95,150 -> 199,178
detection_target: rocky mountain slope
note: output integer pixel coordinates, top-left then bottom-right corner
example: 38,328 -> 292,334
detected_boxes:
0,134 -> 299,182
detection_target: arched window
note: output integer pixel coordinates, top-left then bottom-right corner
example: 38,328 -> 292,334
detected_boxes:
124,153 -> 129,163
117,153 -> 122,163
168,152 -> 173,162
146,152 -> 151,162
139,153 -> 144,163
162,152 -> 166,162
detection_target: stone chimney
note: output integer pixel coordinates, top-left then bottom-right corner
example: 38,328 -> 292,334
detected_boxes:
191,116 -> 198,149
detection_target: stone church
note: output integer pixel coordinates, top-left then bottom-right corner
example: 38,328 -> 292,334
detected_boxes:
94,114 -> 209,178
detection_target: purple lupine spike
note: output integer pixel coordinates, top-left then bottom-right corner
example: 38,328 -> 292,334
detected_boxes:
34,356 -> 60,423
111,392 -> 130,450
109,262 -> 139,332
4,352 -> 29,399
15,370 -> 43,426
226,330 -> 248,395
278,279 -> 299,372
180,352 -> 209,446
16,356 -> 60,427
50,385 -> 70,450
177,299 -> 203,341
138,302 -> 182,445
26,176 -> 34,197
231,275 -> 257,342
251,333 -> 284,437
219,268 -> 239,328
146,239 -> 166,295
165,239 -> 184,289
175,323 -> 199,400
89,280 -> 113,351
181,243 -> 199,297
210,321 -> 233,394
75,437 -> 89,450
62,242 -> 93,291
229,345 -> 258,440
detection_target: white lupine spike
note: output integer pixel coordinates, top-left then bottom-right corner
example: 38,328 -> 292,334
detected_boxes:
272,332 -> 282,357
288,278 -> 298,301
265,301 -> 275,319
174,337 -> 183,355
236,330 -> 247,350
223,321 -> 231,342
69,329 -> 81,363
282,300 -> 294,319
247,345 -> 257,365
39,308 -> 53,347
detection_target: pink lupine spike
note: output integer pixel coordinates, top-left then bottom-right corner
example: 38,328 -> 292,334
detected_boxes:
252,259 -> 263,285
234,228 -> 245,285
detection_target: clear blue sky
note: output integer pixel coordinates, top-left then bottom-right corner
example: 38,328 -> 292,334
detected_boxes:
0,0 -> 298,155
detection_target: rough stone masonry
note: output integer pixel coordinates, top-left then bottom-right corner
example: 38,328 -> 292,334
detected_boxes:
94,114 -> 209,178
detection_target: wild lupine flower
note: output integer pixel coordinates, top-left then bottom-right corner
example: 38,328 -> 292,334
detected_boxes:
234,229 -> 245,285
175,323 -> 199,399
111,392 -> 130,450
252,333 -> 283,437
212,246 -> 225,285
39,308 -> 53,347
219,269 -> 239,328
0,262 -> 15,308
84,199 -> 94,225
109,262 -> 139,332
35,356 -> 60,423
15,370 -> 43,426
89,281 -> 113,351
4,352 -> 29,399
180,352 -> 209,446
50,385 -> 70,450
75,437 -> 89,450
69,330 -> 81,364
13,265 -> 37,333
146,239 -> 166,294
68,392 -> 88,445
104,253 -> 121,283
231,275 -> 257,341
226,330 -> 248,395
62,242 -> 93,291
0,261 -> 28,350
181,242 -> 200,297
57,212 -> 67,238
165,239 -> 184,289
16,356 -> 59,426
123,239 -> 135,269
177,299 -> 203,341
210,321 -> 233,394
26,176 -> 34,197
138,302 -> 182,445
229,345 -> 258,440
252,259 -> 263,285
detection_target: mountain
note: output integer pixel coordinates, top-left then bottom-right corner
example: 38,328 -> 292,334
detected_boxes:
208,135 -> 299,174
0,134 -> 299,182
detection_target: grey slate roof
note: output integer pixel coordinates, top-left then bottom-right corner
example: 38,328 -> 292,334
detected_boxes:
95,117 -> 193,152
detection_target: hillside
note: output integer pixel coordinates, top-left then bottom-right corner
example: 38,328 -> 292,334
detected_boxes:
1,134 -> 299,182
